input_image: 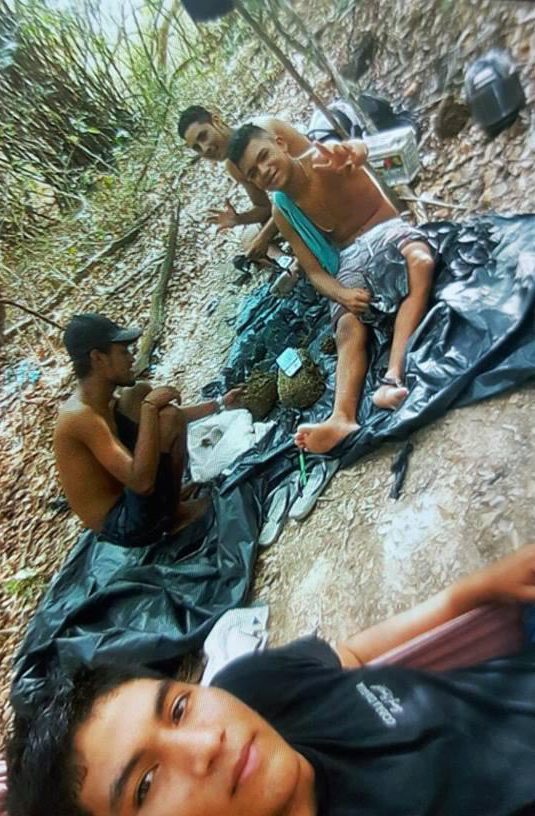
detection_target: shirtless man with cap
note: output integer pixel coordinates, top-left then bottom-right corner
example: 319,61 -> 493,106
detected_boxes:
54,313 -> 242,547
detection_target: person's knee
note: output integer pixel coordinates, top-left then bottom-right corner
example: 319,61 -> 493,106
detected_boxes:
336,314 -> 367,349
402,242 -> 434,301
158,404 -> 186,450
403,242 -> 434,276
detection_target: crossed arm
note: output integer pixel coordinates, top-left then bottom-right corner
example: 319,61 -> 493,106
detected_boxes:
61,386 -> 243,496
336,544 -> 535,667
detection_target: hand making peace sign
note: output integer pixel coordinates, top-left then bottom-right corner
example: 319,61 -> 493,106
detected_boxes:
311,140 -> 366,175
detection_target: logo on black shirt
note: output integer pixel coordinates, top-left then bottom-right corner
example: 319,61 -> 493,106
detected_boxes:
356,682 -> 403,727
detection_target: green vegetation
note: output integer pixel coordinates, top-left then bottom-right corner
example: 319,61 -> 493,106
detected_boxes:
0,0 -> 282,314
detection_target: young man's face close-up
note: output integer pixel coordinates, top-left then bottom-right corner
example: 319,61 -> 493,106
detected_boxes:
184,119 -> 228,161
239,138 -> 293,192
76,678 -> 311,816
98,343 -> 136,388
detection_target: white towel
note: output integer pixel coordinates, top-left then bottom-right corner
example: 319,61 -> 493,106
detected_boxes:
187,409 -> 274,482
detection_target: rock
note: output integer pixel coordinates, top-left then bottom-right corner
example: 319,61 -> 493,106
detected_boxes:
278,349 -> 325,410
434,96 -> 470,139
491,181 -> 508,198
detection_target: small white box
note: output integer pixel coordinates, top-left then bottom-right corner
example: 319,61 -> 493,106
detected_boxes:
364,126 -> 420,186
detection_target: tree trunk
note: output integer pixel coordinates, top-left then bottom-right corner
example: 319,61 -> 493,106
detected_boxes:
275,0 -> 377,133
233,0 -> 348,140
134,203 -> 181,377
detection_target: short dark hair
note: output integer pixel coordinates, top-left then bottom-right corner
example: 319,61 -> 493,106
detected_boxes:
178,105 -> 213,139
71,343 -> 111,380
227,123 -> 270,167
6,665 -> 162,816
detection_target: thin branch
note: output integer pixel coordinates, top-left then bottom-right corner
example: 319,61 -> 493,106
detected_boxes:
233,0 -> 348,140
134,202 -> 181,376
3,204 -> 163,341
0,300 -> 64,331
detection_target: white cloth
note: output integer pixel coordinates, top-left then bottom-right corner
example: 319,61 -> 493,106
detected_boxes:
187,409 -> 274,482
201,605 -> 270,686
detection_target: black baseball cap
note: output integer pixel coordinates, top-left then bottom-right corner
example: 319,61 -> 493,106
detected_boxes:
63,313 -> 142,360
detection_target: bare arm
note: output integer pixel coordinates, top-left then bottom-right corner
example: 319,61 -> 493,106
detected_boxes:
180,387 -> 244,423
244,216 -> 279,260
217,161 -> 272,226
273,207 -> 346,301
260,117 -> 311,156
238,178 -> 272,225
74,404 -> 161,495
336,543 -> 535,668
273,207 -> 371,313
181,400 -> 219,423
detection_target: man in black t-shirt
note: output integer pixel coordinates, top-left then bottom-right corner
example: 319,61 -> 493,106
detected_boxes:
214,636 -> 535,816
6,545 -> 535,816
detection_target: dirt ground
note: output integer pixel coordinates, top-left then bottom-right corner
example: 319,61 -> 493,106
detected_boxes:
1,0 -> 535,736
255,384 -> 535,647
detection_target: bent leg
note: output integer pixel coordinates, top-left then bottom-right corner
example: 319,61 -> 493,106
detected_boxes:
158,405 -> 209,530
158,405 -> 187,481
116,381 -> 152,422
373,241 -> 434,410
295,314 -> 368,453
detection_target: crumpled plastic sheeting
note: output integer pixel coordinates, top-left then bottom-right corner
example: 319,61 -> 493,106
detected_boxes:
337,215 -> 535,468
219,214 -> 535,493
11,483 -> 262,715
11,214 -> 535,714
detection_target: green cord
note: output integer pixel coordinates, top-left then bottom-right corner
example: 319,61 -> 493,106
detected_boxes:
299,450 -> 308,487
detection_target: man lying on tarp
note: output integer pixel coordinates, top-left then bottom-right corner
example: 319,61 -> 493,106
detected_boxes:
54,313 -> 242,547
6,543 -> 535,816
228,124 -> 435,453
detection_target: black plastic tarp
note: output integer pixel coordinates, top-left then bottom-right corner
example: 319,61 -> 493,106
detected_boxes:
11,213 -> 535,714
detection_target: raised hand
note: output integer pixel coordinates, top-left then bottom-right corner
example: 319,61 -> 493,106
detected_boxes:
311,141 -> 364,175
207,198 -> 239,232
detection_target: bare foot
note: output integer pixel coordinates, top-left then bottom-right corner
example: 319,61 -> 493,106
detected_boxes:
171,497 -> 210,533
294,417 -> 360,454
372,383 -> 409,410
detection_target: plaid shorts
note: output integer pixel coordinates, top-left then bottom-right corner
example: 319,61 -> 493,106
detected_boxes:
330,217 -> 429,330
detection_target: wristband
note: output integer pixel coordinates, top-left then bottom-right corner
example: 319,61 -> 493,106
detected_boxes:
215,395 -> 225,412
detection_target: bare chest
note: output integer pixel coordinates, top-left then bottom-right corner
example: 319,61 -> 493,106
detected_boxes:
295,166 -> 391,245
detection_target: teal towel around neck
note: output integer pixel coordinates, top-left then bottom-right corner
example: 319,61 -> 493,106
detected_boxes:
273,191 -> 340,276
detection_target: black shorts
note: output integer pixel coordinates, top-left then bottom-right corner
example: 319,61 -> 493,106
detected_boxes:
98,409 -> 175,548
